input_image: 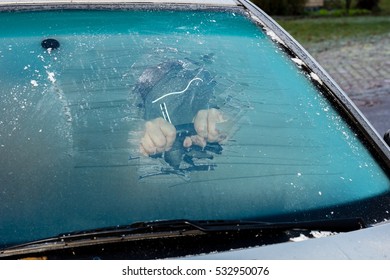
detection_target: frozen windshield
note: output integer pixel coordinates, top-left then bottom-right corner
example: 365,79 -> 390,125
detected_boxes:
0,8 -> 389,247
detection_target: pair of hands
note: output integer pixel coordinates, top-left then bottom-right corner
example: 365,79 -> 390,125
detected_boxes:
140,108 -> 225,155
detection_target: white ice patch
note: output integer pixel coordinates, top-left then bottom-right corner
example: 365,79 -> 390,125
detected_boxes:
138,68 -> 154,83
250,14 -> 262,24
310,231 -> 336,239
310,72 -> 323,85
289,231 -> 336,242
46,71 -> 56,84
30,80 -> 38,87
289,234 -> 310,242
265,28 -> 287,47
291,57 -> 306,67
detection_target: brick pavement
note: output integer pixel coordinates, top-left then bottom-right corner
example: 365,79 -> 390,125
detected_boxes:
307,33 -> 390,139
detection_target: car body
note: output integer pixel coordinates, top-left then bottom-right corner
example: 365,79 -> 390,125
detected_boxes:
0,0 -> 389,259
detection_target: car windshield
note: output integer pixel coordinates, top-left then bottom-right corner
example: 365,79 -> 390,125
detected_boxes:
1,7 -> 389,249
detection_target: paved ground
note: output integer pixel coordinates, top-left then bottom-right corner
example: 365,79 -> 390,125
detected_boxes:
306,33 -> 390,139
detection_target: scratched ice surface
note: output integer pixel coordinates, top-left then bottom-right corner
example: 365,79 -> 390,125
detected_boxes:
0,10 -> 389,245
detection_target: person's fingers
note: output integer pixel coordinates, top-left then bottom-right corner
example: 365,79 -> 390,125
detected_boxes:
206,108 -> 222,142
141,118 -> 177,155
157,118 -> 176,150
193,109 -> 227,144
140,133 -> 157,155
190,135 -> 207,148
144,120 -> 167,150
193,110 -> 208,139
183,136 -> 192,148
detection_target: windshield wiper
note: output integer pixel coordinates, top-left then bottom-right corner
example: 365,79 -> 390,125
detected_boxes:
0,217 -> 365,259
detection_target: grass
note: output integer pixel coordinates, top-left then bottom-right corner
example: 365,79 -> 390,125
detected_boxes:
380,0 -> 390,14
276,16 -> 390,45
275,0 -> 390,45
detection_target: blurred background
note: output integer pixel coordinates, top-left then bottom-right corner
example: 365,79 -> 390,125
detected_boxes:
253,0 -> 390,140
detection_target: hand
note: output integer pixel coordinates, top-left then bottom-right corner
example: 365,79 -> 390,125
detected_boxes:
183,108 -> 226,148
140,117 -> 176,155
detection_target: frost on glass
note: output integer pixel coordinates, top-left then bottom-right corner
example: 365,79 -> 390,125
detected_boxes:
0,10 -> 389,245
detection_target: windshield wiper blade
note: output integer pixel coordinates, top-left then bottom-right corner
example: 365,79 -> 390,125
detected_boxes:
0,217 -> 365,258
174,217 -> 366,232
